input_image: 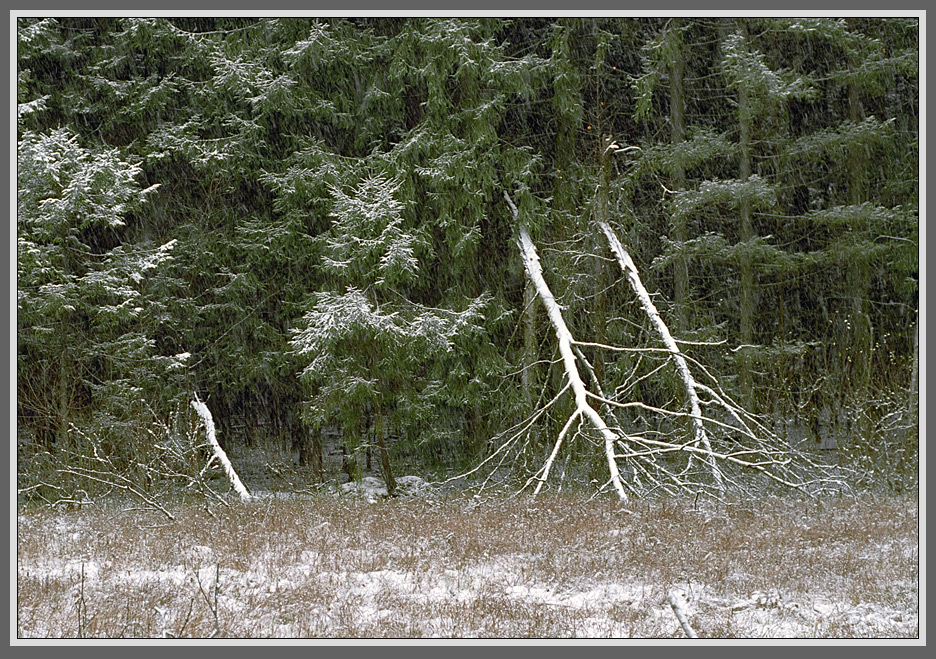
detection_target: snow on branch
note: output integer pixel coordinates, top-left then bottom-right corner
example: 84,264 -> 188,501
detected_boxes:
598,220 -> 725,492
489,190 -> 836,499
507,192 -> 628,500
191,396 -> 252,501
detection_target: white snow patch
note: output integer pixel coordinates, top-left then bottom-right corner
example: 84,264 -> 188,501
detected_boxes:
17,499 -> 917,639
18,548 -> 918,638
341,476 -> 388,499
339,475 -> 434,500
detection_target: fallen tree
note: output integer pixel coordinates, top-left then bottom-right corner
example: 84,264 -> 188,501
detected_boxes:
598,219 -> 724,492
18,397 -> 250,516
191,395 -> 252,501
490,191 -> 839,500
509,193 -> 627,500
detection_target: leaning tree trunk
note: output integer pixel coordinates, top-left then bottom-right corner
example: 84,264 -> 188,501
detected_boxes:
598,221 -> 726,492
191,396 -> 251,501
508,193 -> 628,500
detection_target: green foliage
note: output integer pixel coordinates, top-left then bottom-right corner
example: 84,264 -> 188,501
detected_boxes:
630,127 -> 736,181
17,126 -> 178,454
667,176 -> 777,222
289,171 -> 494,462
16,17 -> 918,493
322,175 -> 422,288
721,28 -> 817,104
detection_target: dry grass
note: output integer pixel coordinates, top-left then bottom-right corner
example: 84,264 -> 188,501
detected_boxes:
16,490 -> 919,639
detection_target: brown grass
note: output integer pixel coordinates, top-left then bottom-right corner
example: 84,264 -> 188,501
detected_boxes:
16,491 -> 919,639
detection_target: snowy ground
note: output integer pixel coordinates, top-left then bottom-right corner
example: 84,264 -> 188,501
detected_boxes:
16,550 -> 917,639
16,482 -> 919,640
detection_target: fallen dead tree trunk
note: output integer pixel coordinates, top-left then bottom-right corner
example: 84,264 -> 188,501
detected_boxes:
598,220 -> 725,492
191,396 -> 252,501
489,190 -> 838,499
508,192 -> 628,500
667,589 -> 699,638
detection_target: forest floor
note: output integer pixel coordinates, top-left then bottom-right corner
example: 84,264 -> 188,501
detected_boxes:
15,479 -> 920,641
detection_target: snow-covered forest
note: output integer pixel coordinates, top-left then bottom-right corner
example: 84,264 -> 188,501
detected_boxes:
17,17 -> 919,502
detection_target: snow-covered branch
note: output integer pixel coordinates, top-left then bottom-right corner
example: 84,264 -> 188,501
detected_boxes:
507,192 -> 628,500
191,397 -> 252,501
487,191 -> 837,499
598,221 -> 725,492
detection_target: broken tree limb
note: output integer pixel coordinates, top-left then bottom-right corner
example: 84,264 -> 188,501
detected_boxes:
668,589 -> 699,638
506,191 -> 628,500
191,396 -> 252,501
597,220 -> 725,492
494,190 -> 834,499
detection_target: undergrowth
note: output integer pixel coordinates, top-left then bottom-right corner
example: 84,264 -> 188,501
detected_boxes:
16,492 -> 918,639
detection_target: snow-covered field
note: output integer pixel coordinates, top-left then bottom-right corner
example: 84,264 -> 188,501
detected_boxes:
16,482 -> 919,640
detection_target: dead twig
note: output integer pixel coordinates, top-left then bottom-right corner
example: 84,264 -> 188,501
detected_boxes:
192,561 -> 222,637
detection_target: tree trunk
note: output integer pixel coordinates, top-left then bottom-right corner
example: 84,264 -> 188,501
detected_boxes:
522,280 -> 540,422
55,342 -> 71,450
302,429 -> 324,483
598,221 -> 726,492
507,192 -> 628,500
908,313 -> 918,433
737,19 -> 755,405
374,413 -> 396,497
191,397 -> 252,500
669,18 -> 690,333
847,32 -> 873,398
592,136 -> 613,383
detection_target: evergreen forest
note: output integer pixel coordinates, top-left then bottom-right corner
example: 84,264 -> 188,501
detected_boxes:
16,16 -> 920,502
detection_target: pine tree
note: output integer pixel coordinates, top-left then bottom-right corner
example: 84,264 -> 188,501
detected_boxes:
17,125 -> 173,453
